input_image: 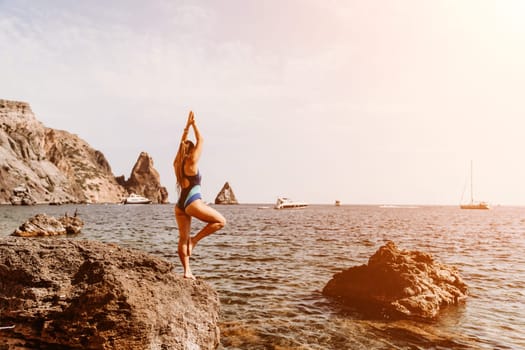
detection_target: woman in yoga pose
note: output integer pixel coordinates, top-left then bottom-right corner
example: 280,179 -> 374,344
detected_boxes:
173,111 -> 226,279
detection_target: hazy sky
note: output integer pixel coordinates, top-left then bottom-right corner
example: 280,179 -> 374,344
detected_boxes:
2,0 -> 525,205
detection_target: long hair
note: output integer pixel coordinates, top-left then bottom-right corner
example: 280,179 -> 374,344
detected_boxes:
173,140 -> 195,194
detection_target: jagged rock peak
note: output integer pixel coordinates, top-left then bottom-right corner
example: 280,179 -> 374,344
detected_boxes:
215,181 -> 238,205
119,152 -> 169,204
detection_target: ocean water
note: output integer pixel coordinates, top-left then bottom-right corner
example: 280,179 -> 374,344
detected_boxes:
1,204 -> 524,349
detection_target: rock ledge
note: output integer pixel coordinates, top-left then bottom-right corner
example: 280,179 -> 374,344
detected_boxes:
0,237 -> 220,349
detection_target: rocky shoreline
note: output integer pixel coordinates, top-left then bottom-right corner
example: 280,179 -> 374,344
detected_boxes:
0,207 -> 471,349
0,237 -> 221,349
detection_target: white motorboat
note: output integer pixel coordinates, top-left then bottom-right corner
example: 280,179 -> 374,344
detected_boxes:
124,193 -> 152,204
274,197 -> 308,209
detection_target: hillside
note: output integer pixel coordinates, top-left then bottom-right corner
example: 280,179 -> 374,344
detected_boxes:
0,99 -> 167,204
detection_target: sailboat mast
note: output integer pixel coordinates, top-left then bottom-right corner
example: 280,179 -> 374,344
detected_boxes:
470,160 -> 474,204
460,160 -> 488,209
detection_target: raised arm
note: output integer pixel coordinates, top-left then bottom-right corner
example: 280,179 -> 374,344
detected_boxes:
188,115 -> 203,164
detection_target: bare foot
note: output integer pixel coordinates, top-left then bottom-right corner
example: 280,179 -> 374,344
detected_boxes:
184,273 -> 196,280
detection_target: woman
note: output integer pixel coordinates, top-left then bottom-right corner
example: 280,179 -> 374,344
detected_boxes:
173,111 -> 226,279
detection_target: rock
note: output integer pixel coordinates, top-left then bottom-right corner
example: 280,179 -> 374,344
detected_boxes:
118,152 -> 169,204
0,99 -> 171,205
214,182 -> 238,205
12,212 -> 84,237
322,241 -> 468,319
12,213 -> 66,236
44,128 -> 127,204
58,211 -> 84,234
9,184 -> 36,205
0,99 -> 127,204
0,237 -> 221,349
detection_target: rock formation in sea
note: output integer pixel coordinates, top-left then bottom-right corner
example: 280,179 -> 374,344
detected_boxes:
0,237 -> 221,349
322,241 -> 468,319
116,151 -> 169,204
12,212 -> 84,237
0,99 -> 127,204
214,181 -> 238,204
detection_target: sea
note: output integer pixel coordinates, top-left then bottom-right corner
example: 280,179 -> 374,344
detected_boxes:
1,204 -> 524,349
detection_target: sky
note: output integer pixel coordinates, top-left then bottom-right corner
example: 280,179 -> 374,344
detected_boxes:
1,0 -> 525,205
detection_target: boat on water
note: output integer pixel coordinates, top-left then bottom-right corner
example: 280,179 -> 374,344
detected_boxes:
460,202 -> 489,210
274,197 -> 308,209
460,161 -> 489,210
124,193 -> 152,204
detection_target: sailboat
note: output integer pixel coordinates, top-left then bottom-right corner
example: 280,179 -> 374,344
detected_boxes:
460,161 -> 489,210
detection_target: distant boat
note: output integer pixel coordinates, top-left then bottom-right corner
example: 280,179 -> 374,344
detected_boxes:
460,161 -> 489,210
460,202 -> 489,210
274,197 -> 308,209
335,200 -> 341,206
124,193 -> 152,204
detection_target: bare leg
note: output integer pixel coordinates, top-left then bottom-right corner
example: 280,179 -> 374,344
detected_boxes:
185,199 -> 226,251
174,206 -> 195,279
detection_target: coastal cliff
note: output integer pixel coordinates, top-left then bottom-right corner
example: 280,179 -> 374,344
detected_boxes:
1,100 -> 71,203
0,99 -> 126,203
0,99 -> 168,204
44,127 -> 127,203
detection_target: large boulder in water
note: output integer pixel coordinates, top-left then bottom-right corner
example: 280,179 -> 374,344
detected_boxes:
214,182 -> 238,205
322,241 -> 468,319
0,237 -> 221,349
11,213 -> 84,237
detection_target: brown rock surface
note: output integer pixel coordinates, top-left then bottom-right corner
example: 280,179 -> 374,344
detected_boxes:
9,184 -> 36,205
118,152 -> 169,204
0,237 -> 221,349
43,128 -> 127,203
322,241 -> 468,319
11,213 -> 85,237
214,182 -> 238,205
58,212 -> 84,234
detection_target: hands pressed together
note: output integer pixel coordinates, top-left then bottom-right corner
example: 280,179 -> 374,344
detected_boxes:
185,111 -> 195,131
